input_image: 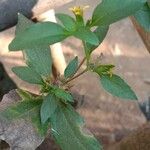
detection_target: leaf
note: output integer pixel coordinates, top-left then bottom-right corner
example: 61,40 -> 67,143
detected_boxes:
31,113 -> 49,136
0,98 -> 48,136
15,14 -> 52,78
40,94 -> 58,124
9,21 -> 68,50
100,74 -> 138,100
12,66 -> 43,84
53,87 -> 74,103
16,89 -> 36,100
64,56 -> 78,78
50,104 -> 102,150
148,1 -> 150,8
91,0 -> 147,26
84,26 -> 109,58
94,64 -> 115,75
24,46 -> 52,78
134,3 -> 150,32
56,13 -> 76,31
74,28 -> 99,46
15,13 -> 33,35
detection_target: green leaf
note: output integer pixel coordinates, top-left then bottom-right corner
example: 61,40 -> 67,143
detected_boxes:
56,13 -> 76,31
12,66 -> 43,84
31,113 -> 49,136
148,1 -> 150,8
24,46 -> 52,78
50,104 -> 102,150
74,28 -> 99,46
100,74 -> 138,100
9,21 -> 68,50
0,98 -> 48,136
134,3 -> 150,32
84,26 -> 109,58
40,94 -> 58,124
15,13 -> 33,35
15,14 -> 52,78
92,0 -> 147,26
64,56 -> 78,78
53,87 -> 74,103
16,89 -> 36,100
93,64 -> 115,75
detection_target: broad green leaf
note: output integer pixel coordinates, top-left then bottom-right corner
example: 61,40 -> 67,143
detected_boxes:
94,64 -> 115,76
53,87 -> 74,103
9,21 -> 68,50
15,14 -> 52,77
24,46 -> 52,78
64,56 -> 78,78
100,74 -> 138,100
12,66 -> 43,84
50,104 -> 102,150
134,3 -> 150,32
84,26 -> 109,58
74,28 -> 99,46
0,98 -> 48,136
56,13 -> 76,31
15,13 -> 33,35
91,0 -> 147,26
40,94 -> 58,124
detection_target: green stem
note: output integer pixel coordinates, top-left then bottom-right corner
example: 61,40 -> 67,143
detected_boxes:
63,68 -> 88,85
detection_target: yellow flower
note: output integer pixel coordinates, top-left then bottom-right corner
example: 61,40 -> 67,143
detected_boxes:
69,5 -> 89,16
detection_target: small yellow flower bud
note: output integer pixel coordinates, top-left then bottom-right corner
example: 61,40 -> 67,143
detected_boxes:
69,5 -> 89,16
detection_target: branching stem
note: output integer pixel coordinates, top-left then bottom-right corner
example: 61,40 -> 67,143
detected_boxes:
63,68 -> 88,85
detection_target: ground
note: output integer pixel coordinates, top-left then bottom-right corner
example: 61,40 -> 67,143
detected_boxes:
0,0 -> 150,149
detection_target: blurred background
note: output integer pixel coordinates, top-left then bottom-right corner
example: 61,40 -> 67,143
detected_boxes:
0,0 -> 150,149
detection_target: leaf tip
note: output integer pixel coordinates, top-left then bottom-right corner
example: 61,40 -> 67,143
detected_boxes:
8,42 -> 14,51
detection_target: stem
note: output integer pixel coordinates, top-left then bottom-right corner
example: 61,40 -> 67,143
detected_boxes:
63,69 -> 88,85
76,57 -> 86,73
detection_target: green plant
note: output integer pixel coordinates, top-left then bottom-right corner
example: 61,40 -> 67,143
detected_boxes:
134,0 -> 150,32
1,0 -> 148,149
